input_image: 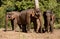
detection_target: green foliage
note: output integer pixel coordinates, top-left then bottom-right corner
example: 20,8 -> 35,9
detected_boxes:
53,4 -> 60,18
39,0 -> 57,11
15,1 -> 34,11
1,0 -> 16,11
0,7 -> 5,28
54,24 -> 60,29
0,0 -> 60,28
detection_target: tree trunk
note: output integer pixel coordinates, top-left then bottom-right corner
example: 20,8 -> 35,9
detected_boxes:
34,0 -> 40,9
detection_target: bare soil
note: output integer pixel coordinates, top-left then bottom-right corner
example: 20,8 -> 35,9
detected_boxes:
0,28 -> 60,39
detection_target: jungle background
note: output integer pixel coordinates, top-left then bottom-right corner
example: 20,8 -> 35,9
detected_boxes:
0,0 -> 60,29
0,0 -> 60,39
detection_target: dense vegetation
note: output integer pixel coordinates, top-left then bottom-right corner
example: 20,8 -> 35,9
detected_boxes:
0,0 -> 60,28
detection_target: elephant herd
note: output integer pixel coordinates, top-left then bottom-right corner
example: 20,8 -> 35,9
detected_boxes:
5,9 -> 55,33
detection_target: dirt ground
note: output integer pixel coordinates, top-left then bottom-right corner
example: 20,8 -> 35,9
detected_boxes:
0,28 -> 60,39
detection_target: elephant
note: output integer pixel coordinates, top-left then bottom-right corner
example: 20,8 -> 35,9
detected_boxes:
5,9 -> 43,33
5,11 -> 22,31
43,10 -> 55,33
19,8 -> 43,33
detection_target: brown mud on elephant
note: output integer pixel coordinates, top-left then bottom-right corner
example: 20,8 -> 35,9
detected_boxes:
5,11 -> 22,31
43,10 -> 55,33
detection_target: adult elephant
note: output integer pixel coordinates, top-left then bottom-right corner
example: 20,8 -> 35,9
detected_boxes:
43,10 -> 55,33
19,9 -> 43,33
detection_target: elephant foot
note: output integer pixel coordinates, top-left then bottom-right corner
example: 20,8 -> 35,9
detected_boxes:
4,30 -> 7,32
4,28 -> 8,32
36,31 -> 39,33
35,30 -> 39,33
50,31 -> 52,33
36,31 -> 38,33
13,29 -> 17,32
27,31 -> 32,33
38,29 -> 43,33
50,30 -> 53,33
50,27 -> 54,33
12,29 -> 14,31
47,30 -> 49,33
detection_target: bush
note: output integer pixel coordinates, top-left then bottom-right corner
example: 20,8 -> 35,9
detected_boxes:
0,7 -> 6,28
54,24 -> 60,29
0,0 -> 60,29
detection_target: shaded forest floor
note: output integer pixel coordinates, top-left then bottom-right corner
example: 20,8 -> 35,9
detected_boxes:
0,28 -> 60,39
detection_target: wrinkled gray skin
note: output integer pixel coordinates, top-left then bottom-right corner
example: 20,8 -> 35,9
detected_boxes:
5,9 -> 43,33
43,10 -> 55,33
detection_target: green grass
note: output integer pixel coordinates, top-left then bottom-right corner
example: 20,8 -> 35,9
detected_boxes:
54,24 -> 60,29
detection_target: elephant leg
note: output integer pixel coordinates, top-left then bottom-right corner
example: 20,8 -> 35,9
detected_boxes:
47,26 -> 49,33
46,22 -> 49,32
39,17 -> 43,33
14,19 -> 17,31
18,24 -> 22,32
36,19 -> 40,33
50,21 -> 54,33
33,20 -> 37,32
47,18 -> 50,32
22,24 -> 26,32
18,24 -> 22,29
26,23 -> 31,33
5,15 -> 8,31
11,20 -> 14,30
26,13 -> 31,33
47,21 -> 50,33
44,24 -> 47,32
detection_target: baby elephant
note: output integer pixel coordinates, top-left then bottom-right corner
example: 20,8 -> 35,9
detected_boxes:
43,10 -> 55,33
5,11 -> 22,31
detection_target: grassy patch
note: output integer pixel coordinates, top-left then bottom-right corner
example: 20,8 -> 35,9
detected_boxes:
54,24 -> 60,29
